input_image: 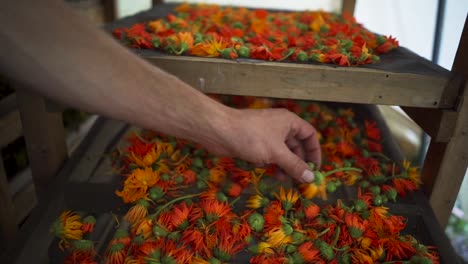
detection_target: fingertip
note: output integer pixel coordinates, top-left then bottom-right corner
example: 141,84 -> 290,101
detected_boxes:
301,170 -> 315,183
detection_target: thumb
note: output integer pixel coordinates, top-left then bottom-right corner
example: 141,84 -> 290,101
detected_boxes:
273,145 -> 315,183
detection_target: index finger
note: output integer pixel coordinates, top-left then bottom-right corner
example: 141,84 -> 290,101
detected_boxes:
290,116 -> 322,168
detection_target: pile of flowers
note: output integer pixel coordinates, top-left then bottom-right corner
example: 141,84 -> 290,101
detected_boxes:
112,3 -> 399,66
51,97 -> 438,263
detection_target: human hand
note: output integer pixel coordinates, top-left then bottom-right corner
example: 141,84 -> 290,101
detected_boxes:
204,108 -> 321,183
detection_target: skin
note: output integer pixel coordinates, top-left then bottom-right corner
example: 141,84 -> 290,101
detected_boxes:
0,0 -> 321,183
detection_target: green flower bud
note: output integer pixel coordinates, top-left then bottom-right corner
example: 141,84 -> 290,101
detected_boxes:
238,46 -> 250,58
149,186 -> 165,201
248,213 -> 265,232
296,51 -> 308,62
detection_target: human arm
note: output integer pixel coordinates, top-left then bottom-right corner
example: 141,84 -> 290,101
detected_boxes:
0,0 -> 321,182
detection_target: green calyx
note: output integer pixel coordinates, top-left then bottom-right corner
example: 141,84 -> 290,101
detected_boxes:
82,215 -> 96,224
248,212 -> 265,232
315,240 -> 334,261
354,199 -> 367,212
149,186 -> 165,201
50,220 -> 64,238
214,248 -> 231,261
238,46 -> 250,58
73,240 -> 94,251
349,226 -> 363,239
109,242 -> 125,253
282,224 -> 294,236
296,51 -> 308,62
153,225 -> 169,237
113,228 -> 129,239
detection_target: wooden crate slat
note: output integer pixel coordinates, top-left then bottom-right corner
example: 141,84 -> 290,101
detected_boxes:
146,54 -> 453,108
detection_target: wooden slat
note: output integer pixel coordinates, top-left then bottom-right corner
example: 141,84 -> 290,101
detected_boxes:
341,0 -> 356,15
0,158 -> 18,252
430,94 -> 468,227
428,15 -> 468,227
0,110 -> 22,149
146,55 -> 452,108
15,88 -> 68,202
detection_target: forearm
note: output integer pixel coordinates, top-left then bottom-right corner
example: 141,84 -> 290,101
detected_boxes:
0,0 -> 233,146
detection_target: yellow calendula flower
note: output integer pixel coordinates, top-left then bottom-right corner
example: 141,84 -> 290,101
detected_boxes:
274,186 -> 299,211
402,160 -> 422,187
116,167 -> 159,203
246,194 -> 269,209
257,242 -> 275,254
266,225 -> 293,248
50,211 -> 83,250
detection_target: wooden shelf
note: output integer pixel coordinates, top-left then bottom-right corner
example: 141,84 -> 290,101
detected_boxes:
142,50 -> 457,108
107,3 -> 459,109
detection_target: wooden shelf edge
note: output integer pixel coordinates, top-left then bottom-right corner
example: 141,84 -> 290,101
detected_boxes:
144,55 -> 454,108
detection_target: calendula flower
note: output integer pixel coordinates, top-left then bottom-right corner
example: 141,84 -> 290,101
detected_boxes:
303,203 -> 320,220
116,167 -> 159,203
169,202 -> 192,230
345,213 -> 367,238
266,225 -> 293,247
274,186 -> 299,211
223,181 -> 242,197
64,250 -> 97,264
209,166 -> 226,183
201,199 -> 231,222
124,199 -> 150,225
127,136 -> 159,167
402,160 -> 422,187
191,37 -> 229,57
81,216 -> 96,234
364,121 -> 381,141
263,201 -> 284,230
105,243 -> 127,264
134,218 -> 154,239
246,194 -> 269,209
50,211 -> 83,250
297,241 -> 321,262
248,212 -> 265,232
182,229 -> 208,255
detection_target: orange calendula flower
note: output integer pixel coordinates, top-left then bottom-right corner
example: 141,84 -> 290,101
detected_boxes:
124,199 -> 150,225
81,215 -> 96,234
297,241 -> 321,262
116,167 -> 159,203
169,202 -> 192,230
127,136 -> 159,167
263,201 -> 284,230
190,37 -> 229,57
50,211 -> 83,250
133,218 -> 153,239
147,19 -> 167,34
105,243 -> 127,264
201,199 -> 232,222
345,213 -> 367,239
303,203 -> 320,220
274,186 -> 299,211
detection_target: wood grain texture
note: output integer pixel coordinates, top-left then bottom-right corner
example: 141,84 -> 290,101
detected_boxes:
146,55 -> 453,108
428,16 -> 468,227
15,88 -> 68,202
430,94 -> 468,227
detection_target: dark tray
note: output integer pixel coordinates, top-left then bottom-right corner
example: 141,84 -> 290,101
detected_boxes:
56,100 -> 460,263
